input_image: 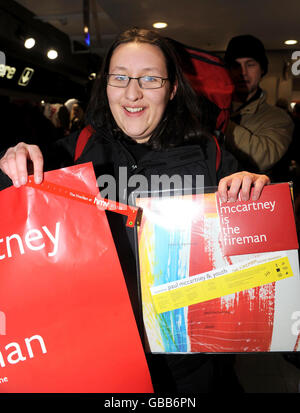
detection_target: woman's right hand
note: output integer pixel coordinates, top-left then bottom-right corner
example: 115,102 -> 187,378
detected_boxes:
0,142 -> 44,187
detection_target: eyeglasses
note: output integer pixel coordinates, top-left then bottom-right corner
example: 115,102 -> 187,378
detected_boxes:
106,74 -> 168,89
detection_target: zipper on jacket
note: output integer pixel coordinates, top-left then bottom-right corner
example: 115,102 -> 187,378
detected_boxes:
115,139 -> 139,173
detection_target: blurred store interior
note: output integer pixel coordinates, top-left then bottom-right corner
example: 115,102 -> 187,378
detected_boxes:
1,0 -> 300,106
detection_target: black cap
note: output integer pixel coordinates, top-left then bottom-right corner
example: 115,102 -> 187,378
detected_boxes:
225,35 -> 268,76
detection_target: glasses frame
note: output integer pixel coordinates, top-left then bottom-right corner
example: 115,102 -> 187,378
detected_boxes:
106,74 -> 169,89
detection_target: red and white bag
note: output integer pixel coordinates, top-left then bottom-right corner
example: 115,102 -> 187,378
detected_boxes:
0,162 -> 153,393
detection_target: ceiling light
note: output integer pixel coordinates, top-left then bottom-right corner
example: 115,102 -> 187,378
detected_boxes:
47,49 -> 58,60
24,37 -> 35,49
284,39 -> 298,45
153,22 -> 168,29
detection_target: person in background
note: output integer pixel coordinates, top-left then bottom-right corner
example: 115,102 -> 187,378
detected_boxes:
43,103 -> 70,139
0,28 -> 270,393
64,98 -> 79,114
64,98 -> 86,133
224,35 -> 294,178
69,101 -> 85,133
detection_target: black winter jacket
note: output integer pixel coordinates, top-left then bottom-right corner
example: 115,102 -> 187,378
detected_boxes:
0,126 -> 238,191
48,126 -> 238,187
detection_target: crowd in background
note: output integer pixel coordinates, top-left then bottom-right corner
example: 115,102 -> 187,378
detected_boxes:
1,96 -> 299,178
0,96 -> 86,152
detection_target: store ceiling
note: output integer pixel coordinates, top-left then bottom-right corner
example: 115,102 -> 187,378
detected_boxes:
14,0 -> 300,54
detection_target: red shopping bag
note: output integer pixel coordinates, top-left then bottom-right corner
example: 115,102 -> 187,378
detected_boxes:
0,162 -> 153,393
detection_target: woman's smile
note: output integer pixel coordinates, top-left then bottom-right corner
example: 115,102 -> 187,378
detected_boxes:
124,106 -> 146,114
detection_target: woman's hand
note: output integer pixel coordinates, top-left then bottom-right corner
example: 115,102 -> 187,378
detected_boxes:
0,142 -> 44,187
218,171 -> 270,202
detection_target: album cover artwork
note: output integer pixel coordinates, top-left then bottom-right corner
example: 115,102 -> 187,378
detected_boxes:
136,183 -> 300,353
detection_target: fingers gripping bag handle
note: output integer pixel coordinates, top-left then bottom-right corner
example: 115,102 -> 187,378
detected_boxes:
0,162 -> 153,393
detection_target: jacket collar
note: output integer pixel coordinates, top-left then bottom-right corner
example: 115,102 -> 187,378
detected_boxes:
231,88 -> 265,116
97,125 -> 208,163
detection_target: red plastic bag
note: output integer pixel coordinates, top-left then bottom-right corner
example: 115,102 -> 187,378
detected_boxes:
0,162 -> 153,393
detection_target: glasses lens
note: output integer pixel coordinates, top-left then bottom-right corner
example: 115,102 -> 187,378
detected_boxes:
140,76 -> 162,89
107,74 -> 166,88
108,74 -> 129,87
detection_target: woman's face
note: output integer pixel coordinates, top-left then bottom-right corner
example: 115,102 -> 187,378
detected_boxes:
107,42 -> 177,143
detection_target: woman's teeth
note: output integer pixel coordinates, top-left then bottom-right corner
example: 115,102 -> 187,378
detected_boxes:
125,107 -> 144,113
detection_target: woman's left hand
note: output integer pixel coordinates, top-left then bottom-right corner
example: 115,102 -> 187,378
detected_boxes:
218,171 -> 270,203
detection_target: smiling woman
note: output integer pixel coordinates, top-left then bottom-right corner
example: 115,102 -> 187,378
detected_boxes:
106,42 -> 176,143
86,27 -> 206,150
0,27 -> 270,393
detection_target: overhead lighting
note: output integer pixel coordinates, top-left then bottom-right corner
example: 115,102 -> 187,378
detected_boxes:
83,26 -> 90,46
153,22 -> 168,29
284,39 -> 298,45
47,49 -> 58,60
24,37 -> 36,49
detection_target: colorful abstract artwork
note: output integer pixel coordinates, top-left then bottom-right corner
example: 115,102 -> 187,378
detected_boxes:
136,187 -> 300,353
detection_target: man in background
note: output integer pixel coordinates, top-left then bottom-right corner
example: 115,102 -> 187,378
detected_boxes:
224,34 -> 294,178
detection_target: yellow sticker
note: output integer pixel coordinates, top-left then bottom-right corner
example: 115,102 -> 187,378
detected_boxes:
151,256 -> 293,314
